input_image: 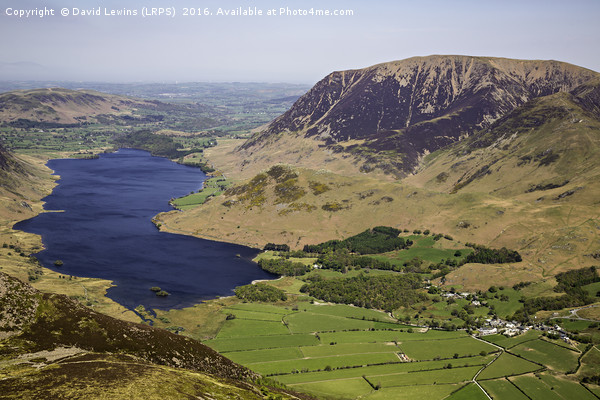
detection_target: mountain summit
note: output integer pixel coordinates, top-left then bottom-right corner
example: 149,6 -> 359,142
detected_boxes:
235,55 -> 598,177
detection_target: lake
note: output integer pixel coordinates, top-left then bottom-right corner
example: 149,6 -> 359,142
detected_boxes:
14,149 -> 276,310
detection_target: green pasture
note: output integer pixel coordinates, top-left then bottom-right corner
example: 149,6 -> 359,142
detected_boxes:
248,352 -> 400,376
511,339 -> 579,373
482,330 -> 540,349
366,365 -> 481,388
300,343 -> 398,358
480,379 -> 529,400
398,337 -> 497,360
276,356 -> 491,385
284,312 -> 403,334
477,352 -> 541,380
484,288 -> 524,318
318,329 -> 467,345
224,308 -> 286,321
539,373 -> 597,400
446,383 -> 488,400
301,303 -> 395,322
225,347 -> 303,364
226,302 -> 293,314
361,383 -> 461,400
579,346 -> 600,377
288,378 -> 373,399
204,333 -> 319,352
215,318 -> 290,338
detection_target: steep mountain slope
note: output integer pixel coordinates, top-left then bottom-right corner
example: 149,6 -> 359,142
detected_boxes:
228,56 -> 598,178
0,272 -> 304,399
0,144 -> 53,224
406,78 -> 600,197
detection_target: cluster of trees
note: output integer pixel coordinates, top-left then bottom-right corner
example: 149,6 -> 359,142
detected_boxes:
300,274 -> 426,312
113,130 -> 183,158
234,283 -> 287,302
258,258 -> 312,276
512,266 -> 598,322
554,266 -> 599,293
316,249 -> 400,272
263,243 -> 290,252
303,226 -> 411,255
463,244 -> 522,264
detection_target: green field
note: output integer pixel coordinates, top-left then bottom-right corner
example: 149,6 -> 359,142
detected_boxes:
446,383 -> 489,400
398,337 -> 497,360
284,312 -> 403,334
477,352 -> 541,380
199,278 -> 592,399
482,330 -> 540,349
480,379 -> 529,400
300,342 -> 399,357
224,347 -> 303,364
204,333 -> 319,352
539,374 -> 598,400
319,329 -> 467,345
510,375 -> 564,400
171,177 -> 232,210
366,365 -> 481,387
511,339 -> 579,373
247,352 -> 401,375
361,384 -> 461,400
214,318 -> 290,338
288,378 -> 374,399
371,235 -> 472,266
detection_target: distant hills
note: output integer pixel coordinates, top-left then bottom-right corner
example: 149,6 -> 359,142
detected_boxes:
0,87 -> 170,126
231,56 -> 599,177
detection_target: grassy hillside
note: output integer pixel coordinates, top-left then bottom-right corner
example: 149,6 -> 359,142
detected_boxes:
0,272 -> 307,399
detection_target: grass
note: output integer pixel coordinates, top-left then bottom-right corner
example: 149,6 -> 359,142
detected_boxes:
480,378 -> 530,400
510,374 -> 564,400
224,347 -> 304,364
204,333 -> 319,352
288,377 -> 374,399
275,356 -> 491,385
361,383 -> 460,400
578,346 -> 600,378
446,382 -> 489,400
283,312 -> 402,334
224,308 -> 286,321
582,282 -> 600,297
300,303 -> 395,322
318,329 -> 467,345
477,352 -> 541,380
398,337 -> 497,360
484,288 -> 524,318
247,352 -> 401,376
215,319 -> 290,338
482,330 -> 540,349
366,365 -> 481,387
539,373 -> 598,400
300,343 -> 399,358
511,339 -> 579,373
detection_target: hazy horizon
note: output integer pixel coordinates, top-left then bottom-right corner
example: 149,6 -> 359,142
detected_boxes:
2,0 -> 599,84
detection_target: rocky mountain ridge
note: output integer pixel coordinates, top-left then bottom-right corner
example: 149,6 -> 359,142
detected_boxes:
239,55 -> 599,176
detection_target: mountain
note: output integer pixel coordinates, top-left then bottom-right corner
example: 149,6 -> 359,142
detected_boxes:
227,56 -> 598,178
0,272 -> 305,399
406,77 -> 600,197
165,57 -> 600,282
0,87 -> 185,127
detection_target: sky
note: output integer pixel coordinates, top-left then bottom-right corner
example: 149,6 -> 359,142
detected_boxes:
1,0 -> 599,84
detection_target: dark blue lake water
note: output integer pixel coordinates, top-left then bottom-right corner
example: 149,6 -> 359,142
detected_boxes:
14,149 -> 275,310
